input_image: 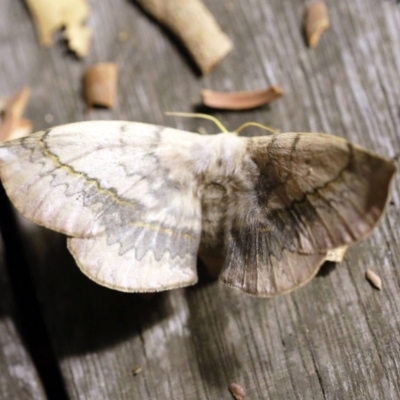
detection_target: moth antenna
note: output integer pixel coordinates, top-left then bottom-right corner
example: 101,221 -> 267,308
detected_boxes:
165,112 -> 229,133
234,122 -> 280,135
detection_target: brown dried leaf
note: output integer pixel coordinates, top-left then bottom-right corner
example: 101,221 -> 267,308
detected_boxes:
305,1 -> 329,48
25,0 -> 91,57
365,269 -> 382,290
229,382 -> 246,400
83,63 -> 117,110
0,88 -> 32,142
136,0 -> 232,74
201,86 -> 283,110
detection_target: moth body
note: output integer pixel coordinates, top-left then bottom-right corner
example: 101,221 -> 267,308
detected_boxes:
196,133 -> 259,253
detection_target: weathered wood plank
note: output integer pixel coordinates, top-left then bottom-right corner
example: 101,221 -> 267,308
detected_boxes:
0,0 -> 400,398
0,234 -> 46,400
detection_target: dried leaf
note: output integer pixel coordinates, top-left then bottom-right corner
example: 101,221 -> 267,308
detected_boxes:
365,269 -> 382,290
83,63 -> 117,110
136,0 -> 232,74
325,246 -> 347,263
201,86 -> 283,110
0,88 -> 32,142
229,382 -> 246,400
25,0 -> 91,57
198,245 -> 224,278
305,1 -> 329,48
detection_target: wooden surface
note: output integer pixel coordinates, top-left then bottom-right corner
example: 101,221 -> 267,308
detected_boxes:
1,0 -> 400,398
0,232 -> 46,400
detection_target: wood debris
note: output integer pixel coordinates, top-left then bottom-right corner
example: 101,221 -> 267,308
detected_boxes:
83,63 -> 117,110
304,1 -> 329,48
197,126 -> 208,136
201,86 -> 283,110
136,0 -> 233,74
132,366 -> 142,376
0,88 -> 32,142
25,0 -> 91,57
365,269 -> 382,290
117,31 -> 129,43
229,382 -> 246,400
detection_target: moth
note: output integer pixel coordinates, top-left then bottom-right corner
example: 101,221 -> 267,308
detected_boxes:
0,120 -> 395,296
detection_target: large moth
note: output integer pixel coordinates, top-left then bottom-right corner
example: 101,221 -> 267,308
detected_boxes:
0,121 -> 395,296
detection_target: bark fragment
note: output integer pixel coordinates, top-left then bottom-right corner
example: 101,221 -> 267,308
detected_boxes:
136,0 -> 233,74
83,63 -> 117,110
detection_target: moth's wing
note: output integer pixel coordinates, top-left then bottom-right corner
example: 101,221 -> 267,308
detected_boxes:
220,132 -> 396,296
0,121 -> 202,292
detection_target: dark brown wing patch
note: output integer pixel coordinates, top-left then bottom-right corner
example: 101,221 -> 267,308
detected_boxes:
221,224 -> 326,296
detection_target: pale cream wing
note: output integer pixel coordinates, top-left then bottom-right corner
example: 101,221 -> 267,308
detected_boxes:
221,132 -> 396,296
0,121 -> 202,292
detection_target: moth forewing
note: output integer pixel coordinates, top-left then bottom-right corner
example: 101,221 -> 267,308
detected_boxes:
0,121 -> 204,292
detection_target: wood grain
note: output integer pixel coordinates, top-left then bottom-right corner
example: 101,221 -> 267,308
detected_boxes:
0,235 -> 46,400
0,0 -> 399,398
